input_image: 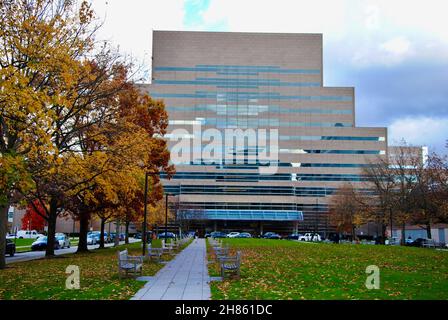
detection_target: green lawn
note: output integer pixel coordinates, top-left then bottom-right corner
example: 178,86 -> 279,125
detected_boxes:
10,238 -> 80,252
11,238 -> 35,247
0,241 -> 190,300
208,239 -> 448,300
10,239 -> 35,253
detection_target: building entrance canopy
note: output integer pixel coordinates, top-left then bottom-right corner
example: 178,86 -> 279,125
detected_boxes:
179,209 -> 303,221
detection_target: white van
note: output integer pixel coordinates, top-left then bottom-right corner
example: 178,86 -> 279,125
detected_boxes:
298,233 -> 321,242
16,230 -> 44,239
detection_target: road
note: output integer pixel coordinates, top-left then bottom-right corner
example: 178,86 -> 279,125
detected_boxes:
6,238 -> 141,264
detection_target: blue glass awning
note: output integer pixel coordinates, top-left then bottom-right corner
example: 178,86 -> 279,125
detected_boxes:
178,209 -> 303,221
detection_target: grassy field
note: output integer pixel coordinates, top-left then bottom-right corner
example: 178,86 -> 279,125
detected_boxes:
10,239 -> 36,253
208,238 -> 448,300
0,241 -> 190,300
10,238 -> 80,253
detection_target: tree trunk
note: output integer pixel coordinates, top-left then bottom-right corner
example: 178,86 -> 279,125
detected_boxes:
352,225 -> 356,242
381,223 -> 387,244
45,198 -> 58,257
401,222 -> 406,246
426,223 -> 432,239
99,218 -> 105,249
77,213 -> 90,253
125,221 -> 130,244
389,209 -> 393,241
114,219 -> 119,247
0,204 -> 9,269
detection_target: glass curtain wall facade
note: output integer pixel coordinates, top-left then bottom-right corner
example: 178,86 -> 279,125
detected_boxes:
142,31 -> 387,236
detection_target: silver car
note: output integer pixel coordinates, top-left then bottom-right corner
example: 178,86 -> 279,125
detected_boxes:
56,233 -> 71,248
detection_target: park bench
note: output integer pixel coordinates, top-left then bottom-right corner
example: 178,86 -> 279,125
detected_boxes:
220,251 -> 242,279
169,239 -> 180,250
423,240 -> 437,248
147,245 -> 163,262
215,246 -> 230,262
161,239 -> 174,255
117,249 -> 143,279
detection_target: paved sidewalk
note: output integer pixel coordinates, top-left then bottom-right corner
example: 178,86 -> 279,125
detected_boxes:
132,238 -> 211,300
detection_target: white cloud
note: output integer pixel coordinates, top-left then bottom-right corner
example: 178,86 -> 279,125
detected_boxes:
388,116 -> 448,153
90,0 -> 185,79
87,0 -> 448,72
365,5 -> 380,30
351,36 -> 413,67
381,37 -> 411,56
198,0 -> 448,68
202,0 -> 351,38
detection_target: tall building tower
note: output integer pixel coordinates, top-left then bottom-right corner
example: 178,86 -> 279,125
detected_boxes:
142,31 -> 387,236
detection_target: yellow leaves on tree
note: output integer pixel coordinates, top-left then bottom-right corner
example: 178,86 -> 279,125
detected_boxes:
329,183 -> 364,237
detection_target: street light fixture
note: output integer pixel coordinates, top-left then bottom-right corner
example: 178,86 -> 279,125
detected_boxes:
141,168 -> 177,256
165,193 -> 168,243
142,172 -> 157,256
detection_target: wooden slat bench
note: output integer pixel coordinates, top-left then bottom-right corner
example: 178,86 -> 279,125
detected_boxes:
215,246 -> 230,262
220,251 -> 241,279
423,240 -> 437,248
117,249 -> 143,279
161,239 -> 175,255
147,246 -> 163,262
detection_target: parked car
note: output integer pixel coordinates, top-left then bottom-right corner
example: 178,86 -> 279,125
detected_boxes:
109,232 -> 126,243
285,233 -> 303,240
16,230 -> 44,239
109,232 -> 125,242
55,233 -> 71,248
187,231 -> 196,238
387,237 -> 400,245
158,232 -> 176,239
262,232 -> 281,239
134,231 -> 153,242
227,232 -> 240,238
237,232 -> 252,238
5,239 -> 16,257
298,233 -> 321,242
407,238 -> 429,247
31,236 -> 60,251
210,231 -> 227,238
87,232 -> 100,245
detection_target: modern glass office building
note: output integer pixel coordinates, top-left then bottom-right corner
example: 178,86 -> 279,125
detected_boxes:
142,31 -> 387,236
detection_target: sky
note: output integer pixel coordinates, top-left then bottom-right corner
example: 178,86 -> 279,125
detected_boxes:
90,0 -> 448,154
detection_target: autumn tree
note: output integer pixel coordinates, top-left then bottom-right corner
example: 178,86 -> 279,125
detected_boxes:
362,155 -> 397,243
329,184 -> 363,240
426,150 -> 448,224
0,0 -> 174,264
146,196 -> 176,234
21,200 -> 46,232
0,0 -> 102,265
389,144 -> 424,244
410,150 -> 448,239
64,75 -> 174,252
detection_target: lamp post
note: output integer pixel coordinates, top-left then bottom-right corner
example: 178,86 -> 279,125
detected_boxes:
142,171 -> 164,256
164,193 -> 174,242
142,170 -> 174,255
142,172 -> 149,256
165,193 -> 168,242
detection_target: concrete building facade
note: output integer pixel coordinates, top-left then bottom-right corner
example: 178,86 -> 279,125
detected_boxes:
142,30 -> 388,236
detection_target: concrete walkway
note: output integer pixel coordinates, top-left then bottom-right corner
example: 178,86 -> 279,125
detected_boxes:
132,238 -> 211,300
